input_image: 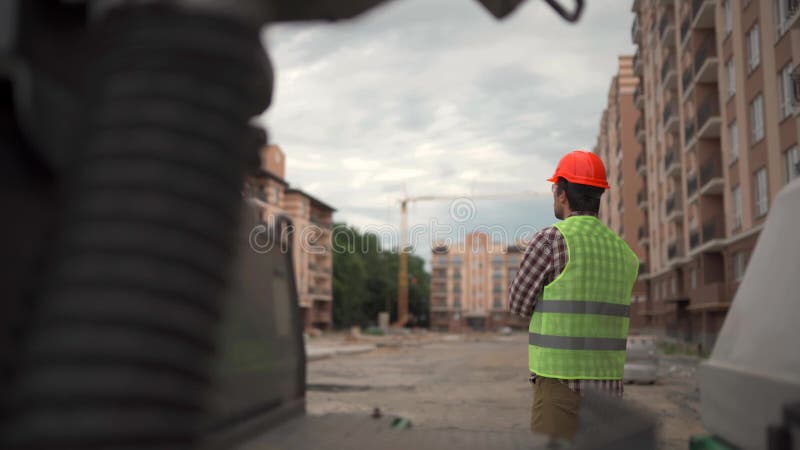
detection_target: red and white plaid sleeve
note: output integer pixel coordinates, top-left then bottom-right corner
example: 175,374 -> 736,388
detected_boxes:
508,227 -> 561,319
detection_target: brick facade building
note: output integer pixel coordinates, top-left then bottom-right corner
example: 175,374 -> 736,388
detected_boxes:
246,144 -> 336,331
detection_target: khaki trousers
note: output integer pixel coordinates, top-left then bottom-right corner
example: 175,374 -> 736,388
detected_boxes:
531,376 -> 581,441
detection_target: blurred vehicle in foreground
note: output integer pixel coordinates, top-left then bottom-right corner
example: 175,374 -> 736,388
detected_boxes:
695,179 -> 800,450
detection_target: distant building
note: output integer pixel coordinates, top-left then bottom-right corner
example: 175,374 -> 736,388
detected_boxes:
246,144 -> 336,331
429,232 -> 529,332
594,56 -> 650,330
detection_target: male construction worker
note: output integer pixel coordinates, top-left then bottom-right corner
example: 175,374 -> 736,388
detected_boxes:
509,150 -> 639,442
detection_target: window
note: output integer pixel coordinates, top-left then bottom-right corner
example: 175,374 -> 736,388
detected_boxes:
729,121 -> 739,162
671,277 -> 677,295
747,24 -> 761,73
754,167 -> 769,217
750,94 -> 765,143
724,0 -> 733,35
776,0 -> 791,39
733,252 -> 746,282
785,146 -> 799,183
779,63 -> 795,119
732,185 -> 743,230
690,268 -> 697,290
726,58 -> 736,98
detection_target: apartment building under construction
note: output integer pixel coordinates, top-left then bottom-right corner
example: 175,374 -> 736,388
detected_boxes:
609,0 -> 800,350
594,56 -> 650,331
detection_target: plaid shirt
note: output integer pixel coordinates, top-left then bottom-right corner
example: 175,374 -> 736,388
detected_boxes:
509,211 -> 624,397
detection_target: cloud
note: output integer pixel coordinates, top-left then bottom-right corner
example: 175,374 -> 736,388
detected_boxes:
258,0 -> 634,264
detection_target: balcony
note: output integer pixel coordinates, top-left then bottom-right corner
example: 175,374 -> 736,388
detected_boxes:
691,0 -> 715,29
660,13 -> 675,45
697,95 -> 721,139
680,15 -> 691,46
634,85 -> 644,109
699,158 -> 724,194
663,102 -> 679,133
684,122 -> 697,150
309,286 -> 332,298
788,0 -> 800,30
665,149 -> 681,178
661,58 -> 677,89
636,117 -> 646,142
431,297 -> 448,310
636,153 -> 647,176
682,66 -> 694,97
310,263 -> 332,276
638,225 -> 650,246
666,193 -> 683,222
311,309 -> 331,323
702,220 -> 725,249
688,281 -> 729,312
688,282 -> 728,311
667,241 -> 683,261
686,173 -> 699,200
637,189 -> 648,209
694,35 -> 718,83
689,229 -> 700,249
632,15 -> 642,43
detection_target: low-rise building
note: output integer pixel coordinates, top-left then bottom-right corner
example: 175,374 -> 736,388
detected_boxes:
246,144 -> 336,330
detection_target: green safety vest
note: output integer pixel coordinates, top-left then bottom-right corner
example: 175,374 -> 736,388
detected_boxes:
528,215 -> 639,380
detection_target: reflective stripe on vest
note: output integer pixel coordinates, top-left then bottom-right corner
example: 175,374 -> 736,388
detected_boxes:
534,300 -> 630,317
529,333 -> 627,351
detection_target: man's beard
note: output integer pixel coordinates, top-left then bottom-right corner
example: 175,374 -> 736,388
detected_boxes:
554,205 -> 564,220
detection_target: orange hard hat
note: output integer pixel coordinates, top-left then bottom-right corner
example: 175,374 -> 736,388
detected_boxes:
546,150 -> 610,189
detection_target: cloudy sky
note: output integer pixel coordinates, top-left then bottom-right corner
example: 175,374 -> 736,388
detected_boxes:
258,0 -> 634,261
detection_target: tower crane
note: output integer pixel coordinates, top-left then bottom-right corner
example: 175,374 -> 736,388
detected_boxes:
394,191 -> 550,326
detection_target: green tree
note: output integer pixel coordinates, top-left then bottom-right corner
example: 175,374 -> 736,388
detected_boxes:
331,223 -> 430,328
